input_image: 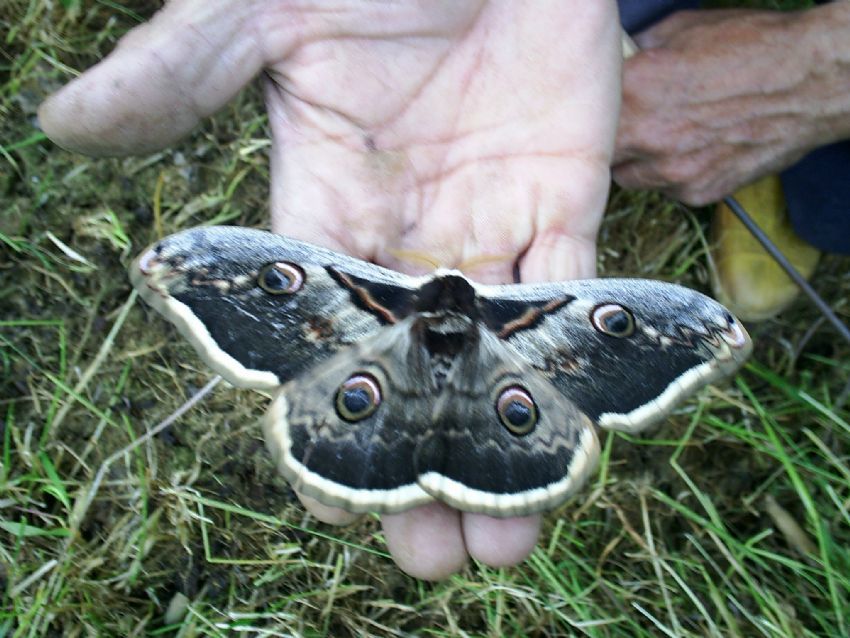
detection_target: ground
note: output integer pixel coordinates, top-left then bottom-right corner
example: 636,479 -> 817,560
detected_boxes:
1,1 -> 848,636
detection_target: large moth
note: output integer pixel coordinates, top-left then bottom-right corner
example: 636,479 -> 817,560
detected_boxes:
131,226 -> 751,517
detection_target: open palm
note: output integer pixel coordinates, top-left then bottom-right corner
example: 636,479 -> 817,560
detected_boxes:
40,0 -> 622,579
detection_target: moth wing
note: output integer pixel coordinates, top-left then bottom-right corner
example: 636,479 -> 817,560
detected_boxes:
265,320 -> 600,517
130,226 -> 420,389
412,329 -> 600,517
264,320 -> 435,513
477,278 -> 751,433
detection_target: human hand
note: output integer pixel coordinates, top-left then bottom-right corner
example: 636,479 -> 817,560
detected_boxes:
39,0 -> 622,579
614,5 -> 850,206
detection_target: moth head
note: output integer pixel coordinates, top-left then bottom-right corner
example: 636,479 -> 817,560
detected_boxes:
335,372 -> 382,422
495,385 -> 538,436
590,303 -> 635,338
258,262 -> 305,294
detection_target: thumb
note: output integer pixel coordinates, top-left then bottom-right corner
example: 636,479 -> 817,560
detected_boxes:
38,1 -> 264,156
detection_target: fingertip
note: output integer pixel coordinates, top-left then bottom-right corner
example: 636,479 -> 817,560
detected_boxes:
462,513 -> 541,567
632,16 -> 677,50
611,160 -> 652,193
297,493 -> 360,526
38,3 -> 264,156
632,31 -> 659,51
382,503 -> 468,580
37,83 -> 98,155
521,231 -> 597,282
37,48 -> 201,156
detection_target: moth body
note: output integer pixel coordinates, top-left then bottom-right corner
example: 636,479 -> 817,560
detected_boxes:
131,226 -> 751,516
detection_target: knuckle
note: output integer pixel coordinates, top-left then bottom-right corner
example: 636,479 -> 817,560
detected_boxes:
657,156 -> 702,186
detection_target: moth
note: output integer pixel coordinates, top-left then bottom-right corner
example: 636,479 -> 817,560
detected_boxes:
131,226 -> 751,517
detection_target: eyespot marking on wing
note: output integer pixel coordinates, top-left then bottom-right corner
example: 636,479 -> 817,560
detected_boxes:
258,262 -> 304,294
335,373 -> 382,422
591,303 -> 636,338
495,385 -> 538,435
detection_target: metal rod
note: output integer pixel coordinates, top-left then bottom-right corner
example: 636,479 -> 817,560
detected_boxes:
723,194 -> 850,345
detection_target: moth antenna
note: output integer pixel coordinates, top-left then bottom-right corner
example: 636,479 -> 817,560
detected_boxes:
456,253 -> 514,276
387,248 -> 442,270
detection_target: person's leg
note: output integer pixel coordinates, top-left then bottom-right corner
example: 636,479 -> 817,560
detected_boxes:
618,0 -> 699,34
782,141 -> 850,255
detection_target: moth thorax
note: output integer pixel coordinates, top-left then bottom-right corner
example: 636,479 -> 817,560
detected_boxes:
416,314 -> 476,358
414,273 -> 477,315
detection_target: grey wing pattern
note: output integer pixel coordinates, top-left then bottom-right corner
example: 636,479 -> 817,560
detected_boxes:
264,321 -> 435,513
265,318 -> 600,517
130,226 -> 421,389
476,278 -> 752,433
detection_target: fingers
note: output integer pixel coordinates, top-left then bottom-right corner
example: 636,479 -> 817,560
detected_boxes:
463,513 -> 542,567
298,495 -> 471,581
614,47 -> 680,166
382,503 -> 469,580
611,159 -> 663,193
614,157 -> 707,204
519,162 -> 609,282
522,229 -> 598,282
451,162 -> 609,573
38,1 -> 264,155
632,10 -> 699,49
375,229 -> 549,578
296,493 -> 360,526
614,142 -> 768,206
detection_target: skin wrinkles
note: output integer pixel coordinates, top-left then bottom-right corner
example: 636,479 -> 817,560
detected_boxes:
254,2 -> 486,68
267,5 -> 617,272
267,36 -> 457,134
39,0 -> 621,580
614,3 -> 850,205
400,154 -> 608,277
263,31 -> 466,131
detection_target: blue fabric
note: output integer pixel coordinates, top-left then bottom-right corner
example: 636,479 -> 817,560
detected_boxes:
618,0 -> 698,34
782,142 -> 850,254
617,0 -> 850,253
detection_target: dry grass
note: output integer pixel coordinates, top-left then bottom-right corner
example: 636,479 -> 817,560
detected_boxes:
2,1 -> 849,636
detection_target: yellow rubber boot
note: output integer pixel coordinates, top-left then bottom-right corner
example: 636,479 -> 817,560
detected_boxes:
712,175 -> 820,322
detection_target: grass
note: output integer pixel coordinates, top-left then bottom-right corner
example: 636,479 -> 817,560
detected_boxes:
2,0 -> 849,636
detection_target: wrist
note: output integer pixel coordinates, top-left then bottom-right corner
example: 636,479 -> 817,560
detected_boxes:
796,1 -> 850,146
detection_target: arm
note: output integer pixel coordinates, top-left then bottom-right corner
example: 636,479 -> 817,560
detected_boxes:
613,2 -> 850,205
